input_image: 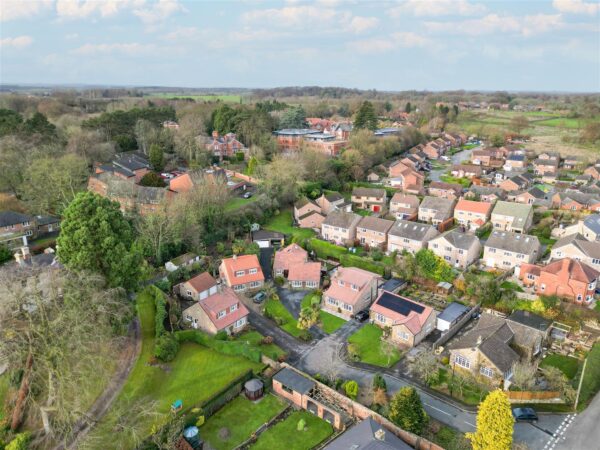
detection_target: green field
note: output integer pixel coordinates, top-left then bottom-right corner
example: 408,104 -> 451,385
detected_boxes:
250,410 -> 333,450
264,209 -> 316,241
203,394 -> 287,450
535,117 -> 593,129
82,292 -> 262,449
148,93 -> 242,103
540,354 -> 581,380
347,324 -> 401,368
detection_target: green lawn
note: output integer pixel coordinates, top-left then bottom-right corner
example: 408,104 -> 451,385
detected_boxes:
309,239 -> 348,260
82,292 -> 263,449
0,374 -> 9,422
540,354 -> 580,380
576,342 -> 600,409
355,209 -> 373,217
535,117 -> 594,129
439,175 -> 472,188
347,324 -> 401,368
264,209 -> 316,241
225,195 -> 260,212
301,292 -> 346,334
203,394 -> 287,450
500,281 -> 524,293
238,331 -> 286,360
595,301 -> 600,313
250,410 -> 333,450
264,298 -> 306,339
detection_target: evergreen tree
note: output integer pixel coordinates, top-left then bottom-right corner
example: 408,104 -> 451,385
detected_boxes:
353,101 -> 378,131
405,102 -> 412,113
388,386 -> 428,435
149,143 -> 164,171
279,106 -> 307,129
467,390 -> 514,450
139,172 -> 166,187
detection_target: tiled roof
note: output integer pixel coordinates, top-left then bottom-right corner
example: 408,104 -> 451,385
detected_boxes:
554,233 -> 600,259
388,220 -> 438,241
455,199 -> 493,215
435,230 -> 480,251
0,211 -> 32,228
324,267 -> 380,306
221,254 -> 264,284
485,230 -> 540,254
186,272 -> 217,293
273,244 -> 307,272
288,262 -> 321,283
352,187 -> 386,198
543,258 -> 600,283
198,286 -> 249,330
322,211 -> 360,229
370,291 -> 433,335
357,216 -> 394,233
492,201 -> 532,221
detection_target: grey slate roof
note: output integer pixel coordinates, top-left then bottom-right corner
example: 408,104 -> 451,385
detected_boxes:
352,187 -> 386,198
419,196 -> 455,219
485,230 -> 540,255
438,302 -> 469,323
492,201 -> 532,221
437,230 -> 480,251
323,211 -> 360,229
388,220 -> 438,241
0,211 -> 32,228
553,233 -> 600,259
252,230 -> 284,241
527,187 -> 547,199
36,215 -> 60,226
273,367 -> 315,394
507,310 -> 550,332
583,214 -> 600,236
358,216 -> 395,233
324,417 -> 412,450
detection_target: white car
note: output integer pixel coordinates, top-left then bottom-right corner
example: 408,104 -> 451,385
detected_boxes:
440,155 -> 450,161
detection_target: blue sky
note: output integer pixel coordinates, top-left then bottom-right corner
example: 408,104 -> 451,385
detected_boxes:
1,0 -> 599,91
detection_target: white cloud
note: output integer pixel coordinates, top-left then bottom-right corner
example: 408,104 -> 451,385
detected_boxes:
425,13 -> 564,36
347,16 -> 379,33
553,0 -> 600,15
354,31 -> 431,53
354,38 -> 395,53
55,0 -> 144,19
71,42 -> 157,56
65,33 -> 79,40
242,5 -> 338,28
133,0 -> 185,24
389,0 -> 486,17
0,35 -> 34,49
0,0 -> 52,22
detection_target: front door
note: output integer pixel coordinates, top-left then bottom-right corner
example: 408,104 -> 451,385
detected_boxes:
373,205 -> 380,213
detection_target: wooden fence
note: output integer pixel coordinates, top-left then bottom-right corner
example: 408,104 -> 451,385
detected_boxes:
506,391 -> 562,402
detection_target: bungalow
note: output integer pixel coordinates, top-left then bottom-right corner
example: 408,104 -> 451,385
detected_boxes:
321,211 -> 362,246
451,164 -> 482,179
464,185 -> 506,203
551,233 -> 600,271
322,267 -> 381,320
165,252 -> 201,272
428,181 -> 463,200
483,230 -> 540,269
288,262 -> 321,290
418,196 -> 455,225
453,199 -> 493,231
491,201 -> 533,233
351,187 -> 387,213
533,158 -> 559,176
428,230 -> 482,269
552,191 -> 600,212
389,193 -> 420,220
518,258 -> 599,304
387,220 -> 439,255
512,187 -> 548,206
219,254 -> 265,292
498,173 -> 534,192
356,216 -> 395,250
370,291 -> 436,348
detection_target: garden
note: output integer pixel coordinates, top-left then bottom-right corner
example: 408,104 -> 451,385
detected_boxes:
263,209 -> 316,241
347,324 -> 402,368
264,296 -> 311,340
301,292 -> 346,334
540,354 -> 581,380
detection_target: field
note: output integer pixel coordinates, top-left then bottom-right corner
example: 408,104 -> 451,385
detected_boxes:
250,410 -> 333,450
202,394 -> 287,450
147,92 -> 243,103
82,292 -> 263,449
347,324 -> 401,368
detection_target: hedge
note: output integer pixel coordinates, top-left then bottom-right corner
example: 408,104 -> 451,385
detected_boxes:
340,254 -> 385,276
143,285 -> 168,337
175,330 -> 262,363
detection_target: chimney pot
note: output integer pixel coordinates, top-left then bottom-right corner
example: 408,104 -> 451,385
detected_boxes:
374,428 -> 385,441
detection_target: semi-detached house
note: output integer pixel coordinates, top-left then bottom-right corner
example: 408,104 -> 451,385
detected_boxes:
428,230 -> 482,269
483,230 -> 540,269
387,220 -> 439,255
356,216 -> 395,250
491,201 -> 533,233
321,211 -> 362,246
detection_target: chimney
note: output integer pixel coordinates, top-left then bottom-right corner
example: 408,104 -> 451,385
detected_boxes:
232,254 -> 237,260
476,335 -> 483,346
212,130 -> 219,139
374,428 -> 385,441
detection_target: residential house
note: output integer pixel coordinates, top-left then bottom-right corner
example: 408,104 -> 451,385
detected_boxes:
330,122 -> 353,140
252,230 -> 285,248
0,211 -> 60,246
512,187 -> 548,206
294,198 -> 326,229
464,185 -> 506,203
387,220 -> 439,254
356,216 -> 395,249
518,258 -> 599,304
273,244 -> 321,289
451,164 -> 482,179
273,129 -> 320,151
205,131 -> 246,159
302,133 -> 348,157
219,254 -> 265,292
504,153 -> 527,171
551,233 -> 600,271
323,417 -> 413,450
367,172 -> 381,183
582,214 -> 600,241
177,272 -> 218,301
443,132 -> 464,147
165,252 -> 201,272
552,191 -> 600,212
428,230 -> 482,269
322,267 -> 381,320
472,148 -> 504,167
483,230 -> 541,269
563,156 -> 583,170
453,199 -> 493,231
351,187 -> 387,213
387,161 -> 424,194
537,151 -> 560,161
321,211 -> 362,246
584,165 -> 600,181
370,291 -> 436,348
498,173 -> 534,192
94,151 -> 151,183
428,181 -> 463,200
315,192 -> 352,215
273,243 -> 308,278
491,201 -> 534,233
418,196 -> 455,225
533,158 -> 559,176
389,193 -> 420,220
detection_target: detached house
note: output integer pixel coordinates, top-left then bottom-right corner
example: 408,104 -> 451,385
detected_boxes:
387,220 -> 439,255
316,192 -> 351,215
453,199 -> 493,231
273,244 -> 321,289
387,161 -> 424,194
219,254 -> 265,292
499,173 -> 534,192
584,165 -> 600,181
351,187 -> 387,213
356,216 -> 395,250
491,201 -> 533,233
322,267 -> 381,320
428,181 -> 463,200
177,272 -> 218,300
552,191 -> 600,212
206,131 -> 246,159
465,185 -> 506,203
418,196 -> 455,225
512,187 -> 548,206
321,211 -> 362,246
451,164 -> 482,179
483,230 -> 540,269
389,193 -> 420,220
370,291 -> 436,348
551,233 -> 600,271
294,198 -> 325,229
518,258 -> 599,304
428,230 -> 482,269
533,158 -> 559,176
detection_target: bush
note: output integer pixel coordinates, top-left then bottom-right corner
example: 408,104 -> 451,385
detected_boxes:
215,331 -> 228,341
5,433 -> 30,450
155,333 -> 179,362
261,336 -> 274,345
274,276 -> 285,286
373,373 -> 387,390
154,279 -> 171,293
344,380 -> 359,400
297,418 -> 306,431
441,356 -> 450,365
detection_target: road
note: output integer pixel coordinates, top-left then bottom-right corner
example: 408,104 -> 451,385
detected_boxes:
429,146 -> 478,182
556,389 -> 600,449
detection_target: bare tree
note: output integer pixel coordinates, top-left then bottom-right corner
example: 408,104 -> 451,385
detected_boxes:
412,351 -> 439,385
512,361 -> 537,391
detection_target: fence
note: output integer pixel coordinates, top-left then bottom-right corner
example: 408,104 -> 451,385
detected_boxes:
432,304 -> 480,350
506,390 -> 563,403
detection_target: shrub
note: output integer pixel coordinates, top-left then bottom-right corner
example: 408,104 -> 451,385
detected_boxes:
274,276 -> 285,286
154,279 -> 171,293
5,433 -> 30,450
373,373 -> 387,390
215,331 -> 228,341
347,343 -> 360,361
441,356 -> 450,365
261,335 -> 274,345
298,330 -> 312,341
155,333 -> 179,362
297,418 -> 306,431
344,380 -> 359,400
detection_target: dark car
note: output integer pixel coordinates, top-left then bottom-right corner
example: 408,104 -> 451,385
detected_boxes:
512,407 -> 538,423
252,292 -> 266,304
243,191 -> 254,199
354,310 -> 370,322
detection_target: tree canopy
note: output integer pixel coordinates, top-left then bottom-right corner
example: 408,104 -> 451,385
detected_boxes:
467,389 -> 514,450
353,101 -> 378,131
388,386 -> 428,435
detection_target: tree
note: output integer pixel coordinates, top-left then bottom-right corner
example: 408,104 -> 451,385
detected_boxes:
298,306 -> 319,330
388,387 -> 428,435
354,101 -> 378,131
257,154 -> 306,206
384,101 -> 393,112
412,351 -> 439,386
279,106 -> 307,129
149,143 -> 164,171
512,361 -> 537,390
467,389 -> 514,450
136,202 -> 176,264
134,119 -> 155,155
490,133 -> 505,147
139,172 -> 166,187
0,244 -> 13,264
415,249 -> 438,279
344,380 -> 359,400
23,112 -> 57,138
543,367 -> 576,403
0,108 -> 24,136
57,191 -> 141,290
405,102 -> 412,113
510,115 -> 529,135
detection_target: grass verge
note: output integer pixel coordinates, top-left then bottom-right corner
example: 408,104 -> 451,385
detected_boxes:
347,324 -> 401,368
264,298 -> 308,340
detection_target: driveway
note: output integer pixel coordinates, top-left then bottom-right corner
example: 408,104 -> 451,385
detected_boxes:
277,287 -> 310,319
429,146 -> 479,182
258,248 -> 274,281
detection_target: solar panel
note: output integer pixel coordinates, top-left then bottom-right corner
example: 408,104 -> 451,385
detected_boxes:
377,292 -> 424,316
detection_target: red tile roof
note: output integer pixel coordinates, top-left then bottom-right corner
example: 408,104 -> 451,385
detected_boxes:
199,286 -> 249,330
186,272 -> 218,293
543,258 -> 600,283
273,244 -> 307,273
324,267 -> 380,306
288,262 -> 321,283
455,199 -> 493,215
220,254 -> 264,285
370,292 -> 434,335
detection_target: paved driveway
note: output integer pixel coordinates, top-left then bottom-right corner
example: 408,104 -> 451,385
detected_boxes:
277,287 -> 310,319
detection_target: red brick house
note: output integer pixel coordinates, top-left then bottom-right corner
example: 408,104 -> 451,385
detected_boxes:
206,131 -> 246,159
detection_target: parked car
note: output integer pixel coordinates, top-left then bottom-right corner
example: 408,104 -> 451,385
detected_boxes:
252,292 -> 266,304
512,407 -> 538,423
354,310 -> 370,322
243,191 -> 254,199
441,155 -> 450,161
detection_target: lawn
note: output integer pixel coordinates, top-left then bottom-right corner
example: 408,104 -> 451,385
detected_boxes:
439,175 -> 472,188
355,209 -> 373,217
308,239 -> 387,275
264,209 -> 316,241
250,410 -> 333,450
540,354 -> 580,380
82,292 -> 263,449
203,394 -> 287,450
264,298 -> 306,339
535,117 -> 594,129
500,281 -> 524,293
225,195 -> 260,212
347,324 -> 401,368
0,374 -> 9,422
238,331 -> 286,360
595,301 -> 600,313
301,292 -> 346,334
576,342 -> 600,409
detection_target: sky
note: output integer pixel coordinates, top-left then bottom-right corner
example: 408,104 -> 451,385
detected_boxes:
1,0 -> 599,92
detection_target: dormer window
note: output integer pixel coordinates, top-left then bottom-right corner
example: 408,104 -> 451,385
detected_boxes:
230,303 -> 238,312
217,310 -> 226,319
338,280 -> 345,287
235,270 -> 245,277
351,284 -> 358,291
249,268 -> 258,274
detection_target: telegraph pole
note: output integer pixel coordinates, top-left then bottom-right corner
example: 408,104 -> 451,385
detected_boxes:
574,357 -> 587,411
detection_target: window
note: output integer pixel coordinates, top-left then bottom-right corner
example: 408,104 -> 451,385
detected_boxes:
540,283 -> 546,291
25,230 -> 33,236
489,248 -> 496,253
291,280 -> 302,288
235,318 -> 246,328
186,290 -> 192,297
527,274 -> 535,280
517,253 -> 524,259
454,354 -> 470,369
342,303 -> 353,312
458,249 -> 464,255
235,270 -> 245,277
480,366 -> 494,378
376,313 -> 385,323
577,294 -> 582,301
432,243 -> 438,249
403,238 -> 409,243
327,297 -> 338,306
249,268 -> 258,274
444,256 -> 451,261
217,310 -> 226,319
338,280 -> 345,287
230,303 -> 238,312
503,261 -> 511,266
398,331 -> 410,340
445,246 -> 452,252
234,284 -> 245,291
593,258 -> 600,265
351,284 -> 358,291
249,281 -> 261,288
504,251 -> 511,256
